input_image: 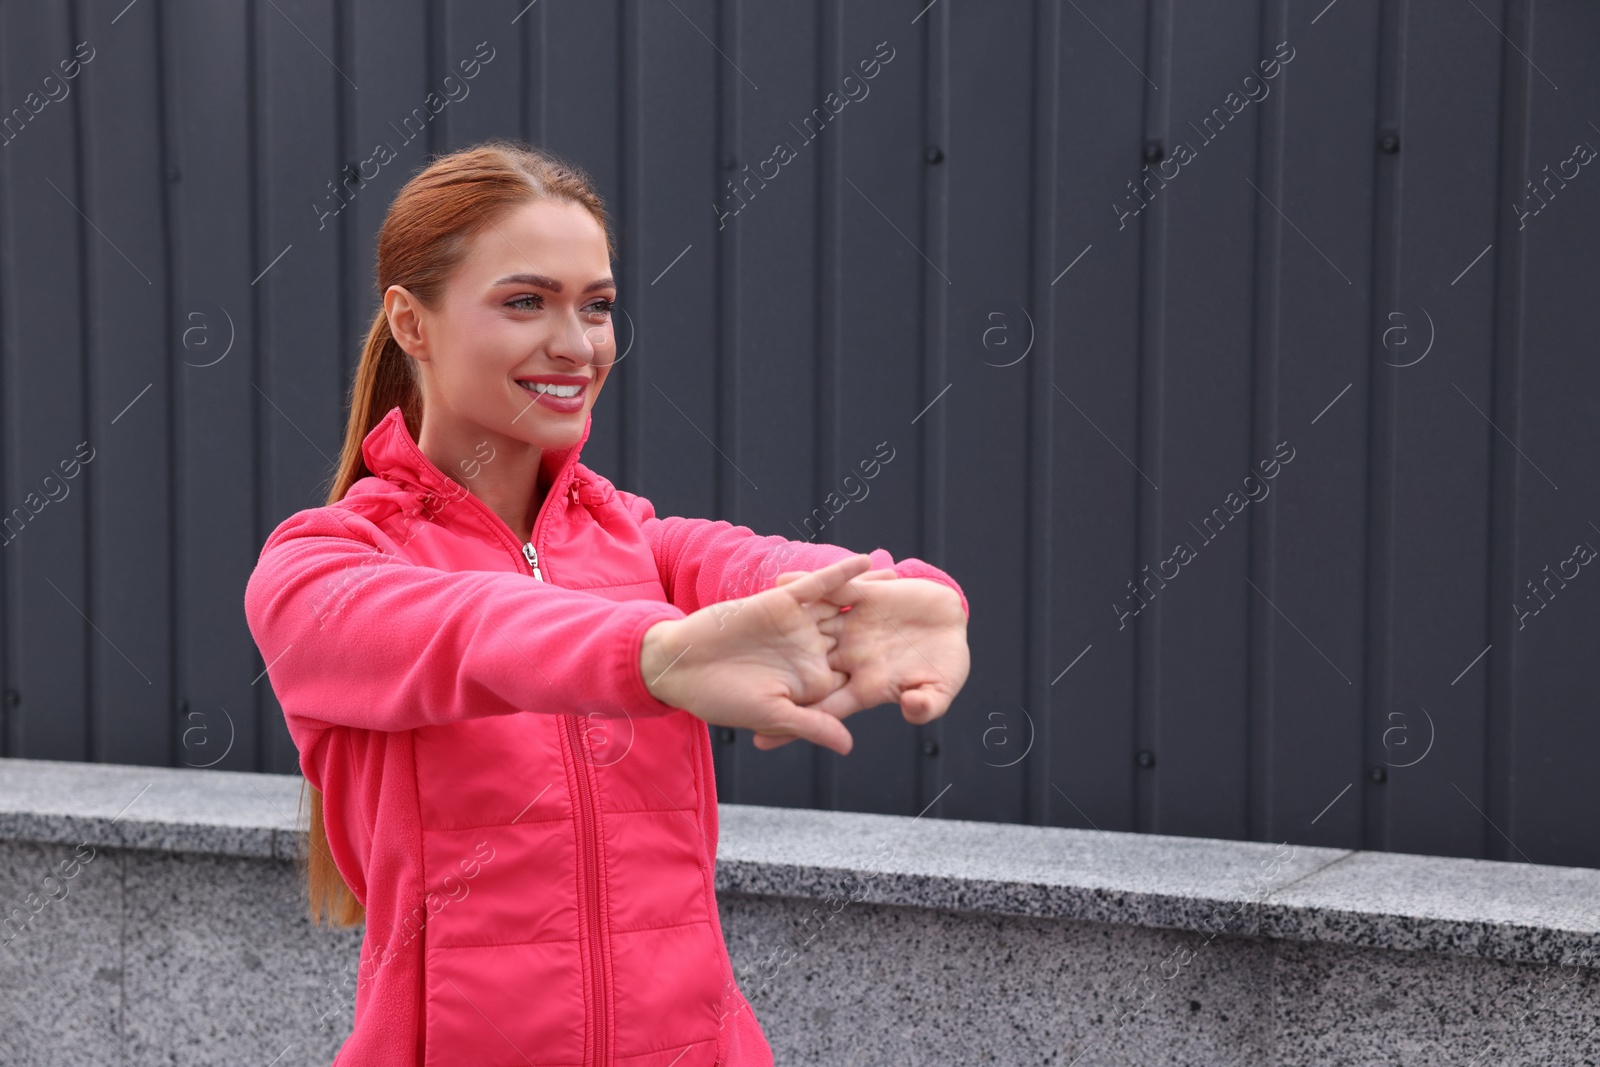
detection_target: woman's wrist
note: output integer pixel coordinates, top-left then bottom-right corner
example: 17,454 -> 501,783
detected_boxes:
639,618 -> 685,708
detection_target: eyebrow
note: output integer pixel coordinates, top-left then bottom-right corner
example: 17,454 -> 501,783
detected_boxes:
492,272 -> 615,294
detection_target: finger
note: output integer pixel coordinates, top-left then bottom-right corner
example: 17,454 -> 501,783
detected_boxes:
825,631 -> 879,674
901,688 -> 932,722
776,555 -> 873,605
826,573 -> 896,611
765,700 -> 853,755
901,686 -> 950,724
807,679 -> 871,723
778,566 -> 892,588
778,567 -> 891,612
752,730 -> 798,751
796,668 -> 850,706
817,613 -> 847,639
803,598 -> 844,624
817,608 -> 871,640
795,572 -> 883,613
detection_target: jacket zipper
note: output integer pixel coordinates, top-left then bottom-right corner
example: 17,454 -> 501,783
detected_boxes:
519,482 -> 581,581
566,713 -> 608,1065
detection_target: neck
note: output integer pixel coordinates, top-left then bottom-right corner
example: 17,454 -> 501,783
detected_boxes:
417,420 -> 549,546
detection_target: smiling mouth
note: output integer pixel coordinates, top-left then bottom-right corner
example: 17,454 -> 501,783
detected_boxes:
517,380 -> 587,398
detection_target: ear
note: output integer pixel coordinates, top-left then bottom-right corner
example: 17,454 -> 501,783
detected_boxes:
384,284 -> 430,362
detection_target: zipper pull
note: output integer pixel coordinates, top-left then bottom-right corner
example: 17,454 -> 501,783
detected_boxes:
569,479 -> 581,505
522,542 -> 544,581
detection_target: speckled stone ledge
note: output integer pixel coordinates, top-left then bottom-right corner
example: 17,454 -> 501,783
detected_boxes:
712,804 -> 1600,971
0,756 -> 308,862
3,758 -> 1595,974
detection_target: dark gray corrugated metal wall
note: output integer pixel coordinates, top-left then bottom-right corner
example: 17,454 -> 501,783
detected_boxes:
1,0 -> 1595,867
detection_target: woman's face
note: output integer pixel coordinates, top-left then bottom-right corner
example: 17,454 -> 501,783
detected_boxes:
391,197 -> 617,454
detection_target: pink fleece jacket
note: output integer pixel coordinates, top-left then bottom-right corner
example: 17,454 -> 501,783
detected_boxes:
243,405 -> 967,1065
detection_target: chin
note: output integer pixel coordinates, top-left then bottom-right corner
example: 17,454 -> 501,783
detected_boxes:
533,415 -> 589,448
549,425 -> 585,449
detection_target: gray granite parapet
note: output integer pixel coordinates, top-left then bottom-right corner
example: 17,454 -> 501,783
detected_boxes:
2,757 -> 1596,971
0,756 -> 307,861
713,804 -> 1600,972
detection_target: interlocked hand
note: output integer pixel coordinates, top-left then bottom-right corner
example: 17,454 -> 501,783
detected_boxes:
751,568 -> 970,751
640,554 -> 877,754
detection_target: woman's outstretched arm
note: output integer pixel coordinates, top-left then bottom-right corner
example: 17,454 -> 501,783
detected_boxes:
612,488 -> 970,620
243,506 -> 688,754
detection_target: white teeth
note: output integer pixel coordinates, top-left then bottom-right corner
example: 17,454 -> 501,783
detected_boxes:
520,381 -> 584,398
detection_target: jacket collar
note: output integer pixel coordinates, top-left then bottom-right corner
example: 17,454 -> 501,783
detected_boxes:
359,405 -> 592,505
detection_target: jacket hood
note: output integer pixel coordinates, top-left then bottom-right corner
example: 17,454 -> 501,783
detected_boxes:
358,404 -> 594,505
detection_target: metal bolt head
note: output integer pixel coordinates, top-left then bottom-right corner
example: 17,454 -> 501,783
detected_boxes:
1136,750 -> 1155,768
1378,131 -> 1400,155
921,738 -> 939,757
1369,765 -> 1388,783
924,145 -> 944,164
718,727 -> 736,744
721,153 -> 738,171
1143,139 -> 1164,164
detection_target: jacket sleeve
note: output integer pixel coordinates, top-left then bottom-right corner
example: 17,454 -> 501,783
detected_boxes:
611,489 -> 970,620
243,506 -> 689,752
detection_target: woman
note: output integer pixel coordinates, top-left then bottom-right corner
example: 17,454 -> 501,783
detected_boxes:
244,140 -> 970,1066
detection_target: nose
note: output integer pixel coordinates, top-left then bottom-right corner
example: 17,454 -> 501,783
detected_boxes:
547,306 -> 613,367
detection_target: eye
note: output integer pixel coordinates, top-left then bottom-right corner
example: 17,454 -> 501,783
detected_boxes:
585,297 -> 615,320
507,293 -> 543,311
